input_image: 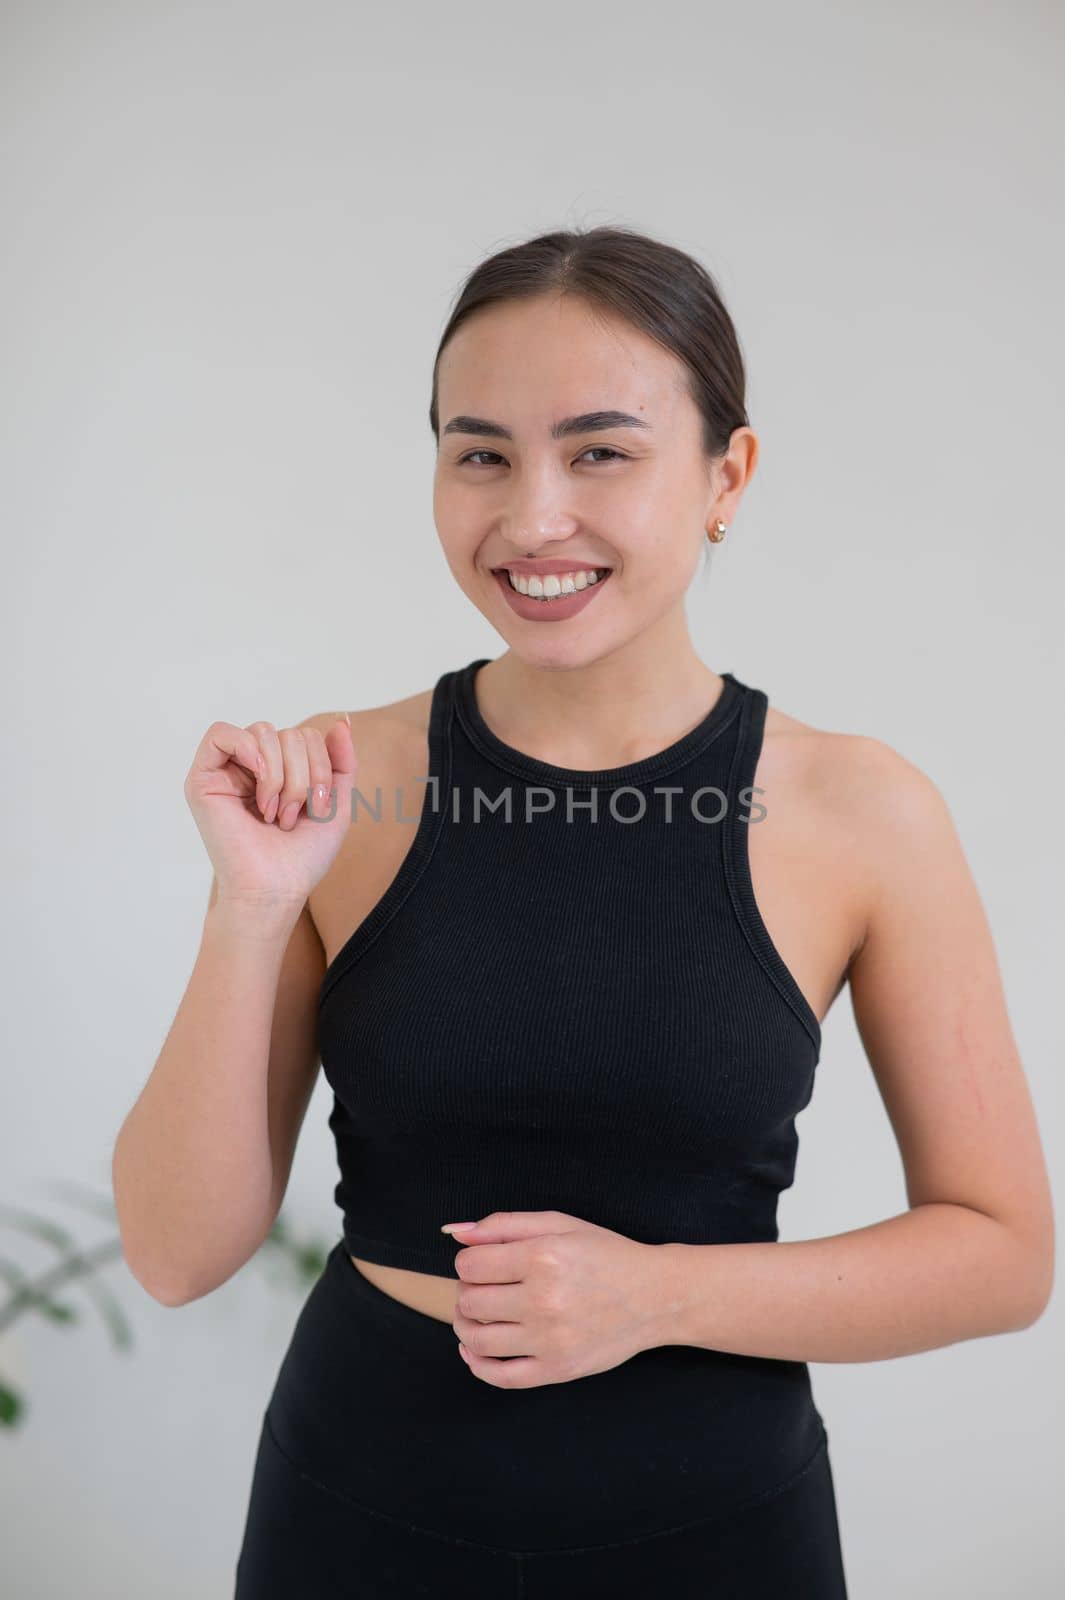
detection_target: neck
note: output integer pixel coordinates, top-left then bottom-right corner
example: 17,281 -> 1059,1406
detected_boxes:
476,614 -> 723,773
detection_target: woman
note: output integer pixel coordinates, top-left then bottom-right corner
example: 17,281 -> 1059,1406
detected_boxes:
113,226 -> 1054,1598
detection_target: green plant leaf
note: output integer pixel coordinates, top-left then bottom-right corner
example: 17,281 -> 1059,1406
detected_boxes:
0,1254 -> 29,1290
0,1380 -> 23,1427
0,1205 -> 76,1252
78,1273 -> 133,1350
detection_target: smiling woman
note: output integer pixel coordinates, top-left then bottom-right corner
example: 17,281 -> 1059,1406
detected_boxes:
114,222 -> 1052,1600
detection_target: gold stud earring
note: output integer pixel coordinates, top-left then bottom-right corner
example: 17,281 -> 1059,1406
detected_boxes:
707,519 -> 727,544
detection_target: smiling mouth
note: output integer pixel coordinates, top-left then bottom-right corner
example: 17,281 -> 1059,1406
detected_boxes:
491,566 -> 613,599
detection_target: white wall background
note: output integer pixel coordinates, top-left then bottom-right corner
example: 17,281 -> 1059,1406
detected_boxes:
2,1 -> 1062,1594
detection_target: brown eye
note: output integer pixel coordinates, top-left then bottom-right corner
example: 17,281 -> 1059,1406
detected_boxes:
458,450 -> 504,466
457,447 -> 626,467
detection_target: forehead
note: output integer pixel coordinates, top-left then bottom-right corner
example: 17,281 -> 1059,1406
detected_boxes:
437,294 -> 686,418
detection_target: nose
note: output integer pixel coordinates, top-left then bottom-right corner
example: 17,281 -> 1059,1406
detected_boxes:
499,496 -> 580,555
494,454 -> 583,546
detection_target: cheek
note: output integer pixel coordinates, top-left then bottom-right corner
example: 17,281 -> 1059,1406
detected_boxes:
432,475 -> 458,527
626,480 -> 705,573
438,491 -> 494,537
611,537 -> 701,612
611,474 -> 689,543
433,487 -> 481,564
437,540 -> 481,587
615,515 -> 696,580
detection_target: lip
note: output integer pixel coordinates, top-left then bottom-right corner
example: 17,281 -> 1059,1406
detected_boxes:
491,565 -> 613,621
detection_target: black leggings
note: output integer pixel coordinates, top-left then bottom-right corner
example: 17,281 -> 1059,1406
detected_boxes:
235,1240 -> 849,1597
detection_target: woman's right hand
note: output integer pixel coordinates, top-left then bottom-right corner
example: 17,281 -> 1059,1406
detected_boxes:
183,714 -> 358,908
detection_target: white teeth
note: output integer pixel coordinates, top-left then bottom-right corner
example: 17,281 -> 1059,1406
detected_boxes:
505,568 -> 607,600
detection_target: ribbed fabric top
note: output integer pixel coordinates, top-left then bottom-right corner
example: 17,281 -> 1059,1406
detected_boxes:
317,657 -> 822,1278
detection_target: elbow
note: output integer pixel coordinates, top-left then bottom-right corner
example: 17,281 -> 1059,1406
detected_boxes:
143,1275 -> 198,1308
113,1181 -> 201,1307
1004,1230 -> 1055,1332
1010,1266 -> 1054,1331
964,1195 -> 1056,1334
1008,1291 -> 1050,1333
116,1232 -> 200,1308
128,1259 -> 198,1308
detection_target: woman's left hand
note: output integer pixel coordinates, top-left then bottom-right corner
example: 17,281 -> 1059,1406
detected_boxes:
441,1210 -> 678,1388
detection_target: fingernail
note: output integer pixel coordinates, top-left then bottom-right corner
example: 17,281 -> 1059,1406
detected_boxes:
440,1222 -> 476,1234
458,1343 -> 470,1362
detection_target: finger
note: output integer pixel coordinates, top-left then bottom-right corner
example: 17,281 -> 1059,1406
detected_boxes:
323,716 -> 358,820
300,725 -> 335,818
324,713 -> 357,776
454,1283 -> 521,1325
452,1242 -> 527,1284
452,1308 -> 527,1359
248,720 -> 284,823
457,1346 -> 540,1388
276,727 -> 311,830
443,1211 -> 570,1245
193,721 -> 264,782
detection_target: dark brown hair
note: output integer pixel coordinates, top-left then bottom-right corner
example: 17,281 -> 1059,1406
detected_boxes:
428,225 -> 750,468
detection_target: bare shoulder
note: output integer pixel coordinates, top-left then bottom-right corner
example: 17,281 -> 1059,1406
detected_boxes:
299,684 -> 438,964
765,697 -> 947,817
299,682 -> 435,771
762,692 -> 960,955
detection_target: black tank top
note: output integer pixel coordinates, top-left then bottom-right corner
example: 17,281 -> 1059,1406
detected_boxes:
317,657 -> 822,1278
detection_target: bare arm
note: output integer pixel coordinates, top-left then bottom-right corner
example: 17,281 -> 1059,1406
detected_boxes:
111,883 -> 325,1305
644,738 -> 1055,1361
111,708 -> 353,1305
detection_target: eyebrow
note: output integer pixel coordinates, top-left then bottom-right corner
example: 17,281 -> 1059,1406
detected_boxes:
441,409 -> 652,442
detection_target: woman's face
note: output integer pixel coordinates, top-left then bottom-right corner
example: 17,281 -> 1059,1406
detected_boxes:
433,293 -> 750,665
